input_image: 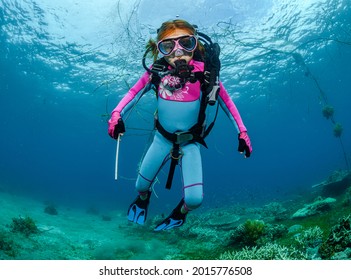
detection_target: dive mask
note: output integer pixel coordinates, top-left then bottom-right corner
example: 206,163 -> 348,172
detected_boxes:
157,35 -> 197,56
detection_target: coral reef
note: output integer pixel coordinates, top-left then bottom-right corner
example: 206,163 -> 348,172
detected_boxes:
294,226 -> 323,250
319,215 -> 351,259
331,248 -> 351,260
263,223 -> 288,242
10,216 -> 39,237
219,243 -> 307,260
291,196 -> 336,219
2,166 -> 351,260
327,170 -> 349,183
321,170 -> 351,196
262,202 -> 288,221
229,219 -> 266,247
342,187 -> 351,206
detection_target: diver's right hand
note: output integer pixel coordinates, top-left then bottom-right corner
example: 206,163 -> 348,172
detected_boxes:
108,118 -> 125,139
238,131 -> 252,158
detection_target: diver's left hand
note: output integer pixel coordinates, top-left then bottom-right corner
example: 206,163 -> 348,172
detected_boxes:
238,131 -> 252,158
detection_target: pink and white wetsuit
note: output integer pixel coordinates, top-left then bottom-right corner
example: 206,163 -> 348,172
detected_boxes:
109,59 -> 248,210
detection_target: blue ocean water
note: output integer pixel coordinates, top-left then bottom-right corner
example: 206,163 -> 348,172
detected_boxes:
1,0 -> 350,217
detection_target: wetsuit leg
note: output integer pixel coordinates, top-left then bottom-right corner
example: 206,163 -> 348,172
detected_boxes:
136,132 -> 172,192
180,143 -> 203,210
128,132 -> 171,225
154,143 -> 203,231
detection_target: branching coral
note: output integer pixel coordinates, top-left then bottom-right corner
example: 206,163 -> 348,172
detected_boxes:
264,223 -> 288,241
295,226 -> 323,249
219,243 -> 307,260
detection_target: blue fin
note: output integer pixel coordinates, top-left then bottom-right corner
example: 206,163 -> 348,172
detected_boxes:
154,199 -> 186,231
154,218 -> 184,231
127,204 -> 146,225
127,191 -> 151,225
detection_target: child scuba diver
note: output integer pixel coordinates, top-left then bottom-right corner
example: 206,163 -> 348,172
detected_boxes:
108,19 -> 252,231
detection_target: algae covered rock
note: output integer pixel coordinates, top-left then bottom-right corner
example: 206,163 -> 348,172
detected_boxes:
0,230 -> 16,258
291,197 -> 336,219
262,202 -> 288,221
44,205 -> 58,215
321,170 -> 351,196
10,216 -> 39,237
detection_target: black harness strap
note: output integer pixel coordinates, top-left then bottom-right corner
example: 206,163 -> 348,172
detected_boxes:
156,120 -> 207,189
166,143 -> 181,189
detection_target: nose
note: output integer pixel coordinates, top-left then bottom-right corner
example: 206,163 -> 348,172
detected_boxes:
174,48 -> 184,57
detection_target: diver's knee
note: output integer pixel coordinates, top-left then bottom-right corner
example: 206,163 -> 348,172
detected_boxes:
136,173 -> 153,192
184,195 -> 203,210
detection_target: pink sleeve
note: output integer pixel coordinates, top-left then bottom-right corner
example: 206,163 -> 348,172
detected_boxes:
218,82 -> 247,133
109,71 -> 150,124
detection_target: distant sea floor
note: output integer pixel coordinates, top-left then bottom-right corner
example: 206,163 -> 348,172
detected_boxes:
1,170 -> 351,260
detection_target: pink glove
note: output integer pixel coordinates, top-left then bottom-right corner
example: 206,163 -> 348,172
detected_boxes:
238,131 -> 252,158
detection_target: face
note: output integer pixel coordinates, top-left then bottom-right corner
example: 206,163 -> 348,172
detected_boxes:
160,30 -> 195,67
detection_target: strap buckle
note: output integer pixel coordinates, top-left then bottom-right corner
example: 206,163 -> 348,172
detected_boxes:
175,131 -> 193,144
170,148 -> 183,160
